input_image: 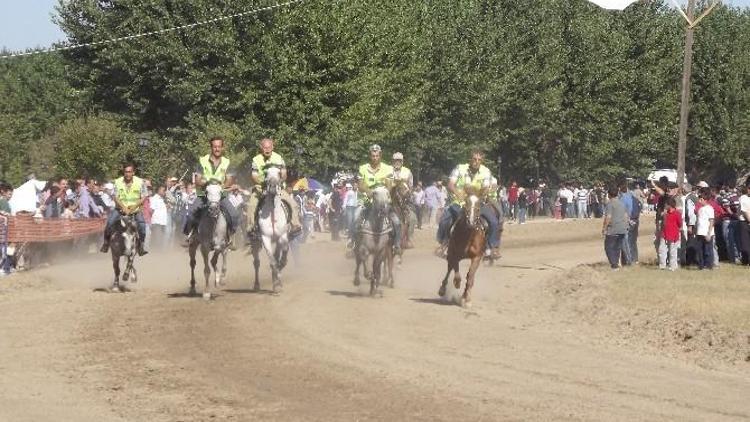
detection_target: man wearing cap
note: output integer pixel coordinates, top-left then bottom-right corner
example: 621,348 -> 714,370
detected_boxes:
100,162 -> 148,256
436,150 -> 501,259
391,152 -> 413,188
181,136 -> 240,248
246,138 -> 302,238
351,144 -> 402,253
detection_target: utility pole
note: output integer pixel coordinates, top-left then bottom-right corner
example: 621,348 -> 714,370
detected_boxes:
676,0 -> 696,187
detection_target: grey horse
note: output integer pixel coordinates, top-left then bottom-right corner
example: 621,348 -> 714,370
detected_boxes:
110,214 -> 138,292
188,182 -> 229,300
353,186 -> 394,296
251,166 -> 289,294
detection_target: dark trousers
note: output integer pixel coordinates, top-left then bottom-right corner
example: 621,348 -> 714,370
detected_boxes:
696,235 -> 715,269
628,220 -> 639,263
604,234 -> 626,269
415,204 -> 423,229
739,221 -> 750,264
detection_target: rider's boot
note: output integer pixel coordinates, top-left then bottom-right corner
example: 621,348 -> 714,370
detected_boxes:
289,223 -> 302,239
434,242 -> 448,258
137,237 -> 148,256
180,230 -> 193,248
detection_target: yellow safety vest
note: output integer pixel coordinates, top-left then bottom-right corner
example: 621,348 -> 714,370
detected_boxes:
199,154 -> 230,184
252,152 -> 285,184
114,176 -> 144,211
451,164 -> 491,204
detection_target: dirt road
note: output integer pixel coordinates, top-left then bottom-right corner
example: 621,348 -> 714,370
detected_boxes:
1,219 -> 748,421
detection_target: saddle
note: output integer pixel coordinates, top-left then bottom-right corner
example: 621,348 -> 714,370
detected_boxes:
357,208 -> 393,236
252,194 -> 292,230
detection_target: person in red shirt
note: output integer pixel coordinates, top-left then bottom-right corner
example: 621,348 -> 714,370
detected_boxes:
508,181 -> 519,221
659,197 -> 682,271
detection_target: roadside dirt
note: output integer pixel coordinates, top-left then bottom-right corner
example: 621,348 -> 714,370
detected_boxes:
1,218 -> 749,421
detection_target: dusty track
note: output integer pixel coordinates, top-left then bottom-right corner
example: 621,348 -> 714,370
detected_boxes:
1,219 -> 749,421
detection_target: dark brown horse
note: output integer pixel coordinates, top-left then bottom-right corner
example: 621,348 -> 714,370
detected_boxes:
438,191 -> 486,308
390,179 -> 412,264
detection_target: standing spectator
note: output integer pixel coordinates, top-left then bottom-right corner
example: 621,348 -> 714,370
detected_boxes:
695,189 -> 716,270
149,186 -> 168,250
75,179 -> 102,219
412,182 -> 425,229
423,181 -> 440,228
101,182 -> 116,210
302,195 -> 317,242
436,180 -> 448,224
508,181 -> 519,221
575,185 -> 589,219
659,197 -> 682,271
517,187 -> 528,224
618,182 -> 638,264
344,183 -> 358,236
557,185 -> 570,219
0,182 -> 12,216
329,182 -> 344,241
602,187 -> 630,270
738,185 -> 750,264
90,180 -> 108,215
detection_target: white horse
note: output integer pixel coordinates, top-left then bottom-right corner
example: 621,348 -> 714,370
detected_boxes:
251,166 -> 289,294
353,186 -> 393,296
188,183 -> 229,300
110,214 -> 138,292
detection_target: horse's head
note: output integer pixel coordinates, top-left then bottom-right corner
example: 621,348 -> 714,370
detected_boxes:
390,179 -> 410,207
206,182 -> 223,218
371,186 -> 391,217
265,166 -> 281,196
118,214 -> 138,255
463,193 -> 483,229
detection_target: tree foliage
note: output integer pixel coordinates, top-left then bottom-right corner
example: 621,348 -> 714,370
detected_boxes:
1,0 -> 749,186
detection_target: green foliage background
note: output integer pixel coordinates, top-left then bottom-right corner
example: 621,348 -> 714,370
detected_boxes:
1,0 -> 749,186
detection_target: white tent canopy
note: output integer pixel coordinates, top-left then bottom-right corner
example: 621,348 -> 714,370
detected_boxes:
586,0 -> 639,10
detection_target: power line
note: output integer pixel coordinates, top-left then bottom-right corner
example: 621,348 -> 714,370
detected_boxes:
0,0 -> 306,60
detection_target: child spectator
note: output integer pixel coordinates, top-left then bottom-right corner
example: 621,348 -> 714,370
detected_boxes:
659,197 -> 682,271
695,188 -> 716,270
61,200 -> 76,219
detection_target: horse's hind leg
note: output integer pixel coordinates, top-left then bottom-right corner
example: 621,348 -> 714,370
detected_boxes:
189,245 -> 197,295
219,250 -> 228,286
111,256 -> 121,292
211,251 -> 220,288
452,260 -> 462,290
202,249 -> 212,300
353,253 -> 362,286
462,257 -> 482,308
252,244 -> 261,291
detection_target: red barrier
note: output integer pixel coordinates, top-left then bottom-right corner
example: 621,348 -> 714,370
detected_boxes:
7,215 -> 105,243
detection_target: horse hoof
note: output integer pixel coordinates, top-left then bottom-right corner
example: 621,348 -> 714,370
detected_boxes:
353,278 -> 360,287
203,292 -> 211,301
272,285 -> 282,295
253,283 -> 260,291
122,275 -> 128,282
438,286 -> 446,297
110,286 -> 121,293
461,298 -> 472,308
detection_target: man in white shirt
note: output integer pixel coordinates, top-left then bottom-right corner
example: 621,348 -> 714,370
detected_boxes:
149,186 -> 169,250
695,189 -> 715,270
412,182 -> 425,229
737,185 -> 750,264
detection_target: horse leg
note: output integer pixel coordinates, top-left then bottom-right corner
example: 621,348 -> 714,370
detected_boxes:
130,257 -> 138,284
252,244 -> 261,291
452,259 -> 462,290
211,251 -> 220,288
202,248 -> 211,300
353,252 -> 362,286
462,256 -> 482,308
111,255 -> 121,292
438,265 -> 451,297
189,244 -> 197,296
219,249 -> 228,286
370,253 -> 380,296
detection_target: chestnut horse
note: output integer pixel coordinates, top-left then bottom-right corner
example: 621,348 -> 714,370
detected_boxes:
437,191 -> 486,307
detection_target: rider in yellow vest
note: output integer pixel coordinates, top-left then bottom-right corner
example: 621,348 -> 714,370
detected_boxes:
436,150 -> 501,259
181,136 -> 240,249
391,152 -> 414,188
391,151 -> 415,248
350,144 -> 402,254
246,137 -> 302,238
100,162 -> 148,256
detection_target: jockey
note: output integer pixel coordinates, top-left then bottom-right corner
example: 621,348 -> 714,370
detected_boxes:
100,162 -> 148,256
350,144 -> 402,254
436,150 -> 501,259
246,138 -> 302,238
181,136 -> 240,249
391,152 -> 413,188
